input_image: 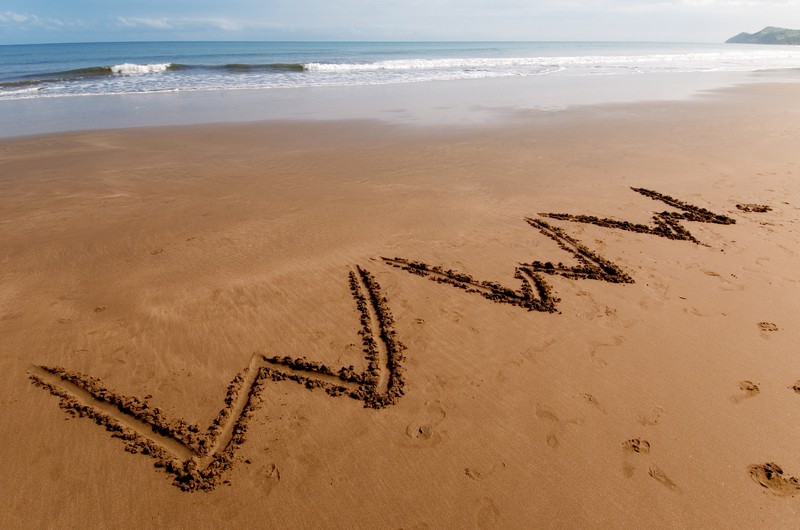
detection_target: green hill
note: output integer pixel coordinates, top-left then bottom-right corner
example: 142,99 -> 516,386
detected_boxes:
726,26 -> 800,44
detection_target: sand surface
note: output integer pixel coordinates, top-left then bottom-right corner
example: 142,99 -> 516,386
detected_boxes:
2,82 -> 800,528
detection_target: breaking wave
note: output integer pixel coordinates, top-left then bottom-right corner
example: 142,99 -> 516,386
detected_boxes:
304,51 -> 800,73
110,63 -> 173,75
2,45 -> 800,101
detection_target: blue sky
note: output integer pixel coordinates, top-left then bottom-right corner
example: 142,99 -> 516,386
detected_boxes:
2,1 -> 800,44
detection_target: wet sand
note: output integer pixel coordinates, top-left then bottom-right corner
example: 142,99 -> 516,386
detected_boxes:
2,82 -> 800,527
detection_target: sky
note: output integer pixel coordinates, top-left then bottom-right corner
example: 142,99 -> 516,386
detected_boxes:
1,0 -> 800,45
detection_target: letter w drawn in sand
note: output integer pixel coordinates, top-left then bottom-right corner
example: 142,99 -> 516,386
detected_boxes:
383,218 -> 633,313
384,188 -> 734,312
28,266 -> 405,492
540,187 -> 735,244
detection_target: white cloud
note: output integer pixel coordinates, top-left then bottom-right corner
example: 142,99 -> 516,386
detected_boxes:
117,17 -> 172,29
0,11 -> 34,24
115,16 -> 245,32
183,17 -> 243,31
213,19 -> 243,31
4,1 -> 800,44
0,11 -> 70,29
2,11 -> 24,22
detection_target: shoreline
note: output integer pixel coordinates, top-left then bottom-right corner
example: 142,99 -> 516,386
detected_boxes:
3,68 -> 799,139
2,79 -> 800,527
2,78 -> 800,152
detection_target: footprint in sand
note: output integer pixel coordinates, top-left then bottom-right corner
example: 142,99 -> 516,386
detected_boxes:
636,406 -> 664,427
748,463 -> 800,497
438,307 -> 463,324
740,380 -> 760,395
404,400 -> 447,447
573,290 -> 617,321
406,423 -> 435,441
758,322 -> 779,332
589,336 -> 623,369
258,463 -> 281,496
465,468 -> 482,481
590,352 -> 608,369
464,462 -> 506,482
580,393 -> 607,414
519,338 -> 555,364
475,497 -> 501,529
789,381 -> 800,394
620,440 -> 676,491
638,278 -> 669,311
732,380 -> 760,404
535,404 -> 584,449
687,266 -> 745,292
621,438 -> 651,478
686,306 -> 710,317
535,404 -> 561,448
622,438 -> 651,454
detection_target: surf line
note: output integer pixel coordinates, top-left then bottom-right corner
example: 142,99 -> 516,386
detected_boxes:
385,187 -> 734,312
29,266 -> 405,492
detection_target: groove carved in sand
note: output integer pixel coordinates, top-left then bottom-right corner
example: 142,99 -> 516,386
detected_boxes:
382,257 -> 559,312
29,266 -> 405,492
383,217 -> 632,312
736,203 -> 772,213
522,218 -> 634,283
26,188 -> 741,493
540,187 -> 735,245
384,188 -> 737,314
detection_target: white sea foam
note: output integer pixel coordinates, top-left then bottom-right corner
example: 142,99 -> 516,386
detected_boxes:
304,51 -> 800,73
0,86 -> 43,96
110,63 -> 172,75
305,58 -> 549,71
2,44 -> 799,103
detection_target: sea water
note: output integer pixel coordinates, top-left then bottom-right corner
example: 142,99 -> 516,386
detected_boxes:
1,41 -> 800,136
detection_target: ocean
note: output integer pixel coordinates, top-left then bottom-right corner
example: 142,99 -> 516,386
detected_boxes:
2,41 -> 800,136
4,41 -> 800,99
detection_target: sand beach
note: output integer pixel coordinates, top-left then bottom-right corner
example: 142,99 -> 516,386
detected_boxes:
2,80 -> 800,528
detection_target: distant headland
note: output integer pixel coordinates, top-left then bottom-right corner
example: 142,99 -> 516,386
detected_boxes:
726,26 -> 800,45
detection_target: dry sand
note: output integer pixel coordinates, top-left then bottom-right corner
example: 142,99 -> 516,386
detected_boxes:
2,82 -> 800,528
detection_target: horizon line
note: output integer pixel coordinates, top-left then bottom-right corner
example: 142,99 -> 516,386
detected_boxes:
0,38 -> 726,47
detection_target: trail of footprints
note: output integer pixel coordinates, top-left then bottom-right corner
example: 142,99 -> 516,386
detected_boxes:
620,436 -> 680,492
734,370 -> 800,497
31,187 -> 788,496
